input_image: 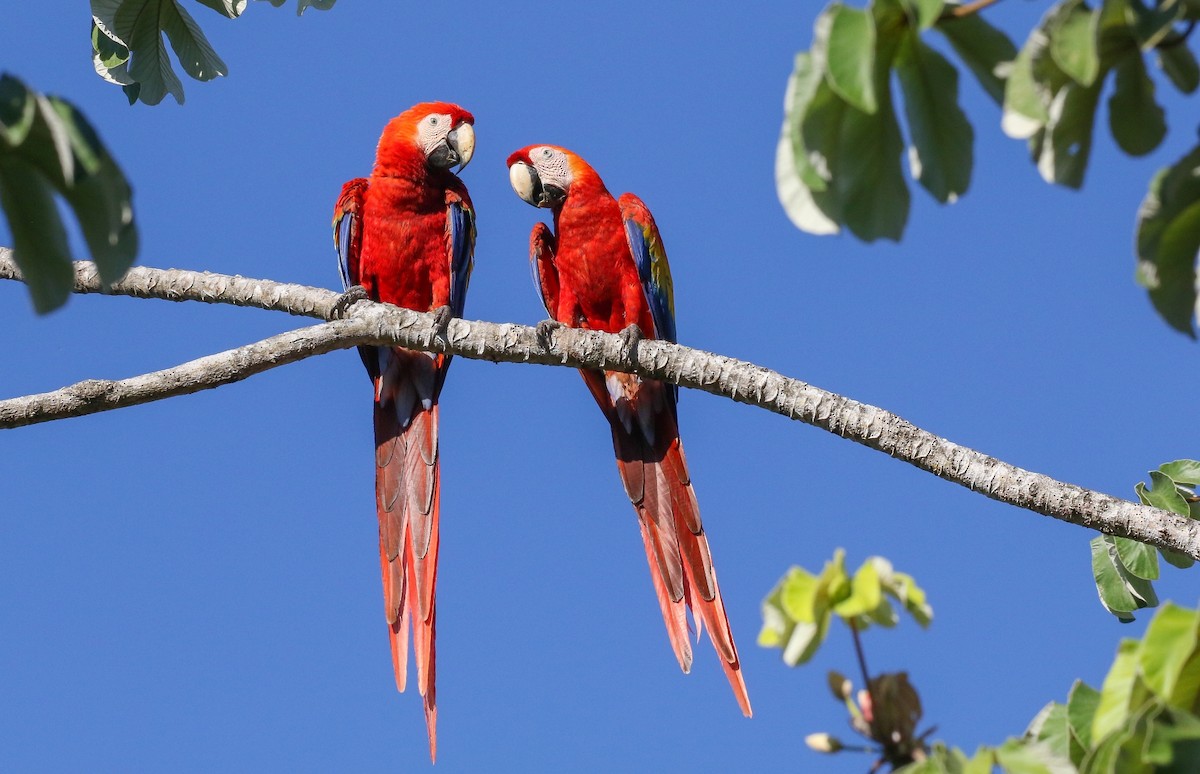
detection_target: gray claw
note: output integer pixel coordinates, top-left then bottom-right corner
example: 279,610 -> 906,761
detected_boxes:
536,319 -> 564,349
330,285 -> 369,320
431,305 -> 454,344
619,323 -> 644,361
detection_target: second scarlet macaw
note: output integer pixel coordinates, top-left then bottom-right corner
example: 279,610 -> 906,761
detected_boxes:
506,145 -> 751,716
333,102 -> 476,761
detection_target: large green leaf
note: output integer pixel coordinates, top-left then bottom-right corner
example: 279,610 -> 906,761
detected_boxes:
1135,144 -> 1200,337
1140,603 -> 1200,709
1113,536 -> 1159,581
1091,535 -> 1158,621
1157,45 -> 1200,94
1048,0 -> 1101,86
1108,49 -> 1166,156
91,0 -> 228,105
935,9 -> 1018,105
0,74 -> 137,313
992,738 -> 1075,773
903,0 -> 945,29
1002,17 -> 1066,139
1093,638 -> 1152,742
1159,460 -> 1200,486
825,4 -> 878,113
805,3 -> 910,241
894,30 -> 972,203
0,157 -> 74,312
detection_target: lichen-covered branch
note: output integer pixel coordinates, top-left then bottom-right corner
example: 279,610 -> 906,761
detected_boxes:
2,249 -> 1197,558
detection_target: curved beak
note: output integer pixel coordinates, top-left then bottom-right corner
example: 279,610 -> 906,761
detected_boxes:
508,161 -> 565,209
430,122 -> 475,172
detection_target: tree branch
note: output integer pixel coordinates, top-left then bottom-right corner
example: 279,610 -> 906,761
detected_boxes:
3,249 -> 1198,559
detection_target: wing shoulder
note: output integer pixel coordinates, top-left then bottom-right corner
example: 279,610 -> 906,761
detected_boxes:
618,192 -> 676,344
333,177 -> 369,290
445,185 -> 476,318
530,222 -> 559,320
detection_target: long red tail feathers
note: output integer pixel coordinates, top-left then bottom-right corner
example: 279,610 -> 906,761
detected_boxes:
613,413 -> 752,718
374,367 -> 442,762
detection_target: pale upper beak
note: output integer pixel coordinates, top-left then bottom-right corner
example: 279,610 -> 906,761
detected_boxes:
430,122 -> 475,172
508,161 -> 565,208
447,122 -> 474,172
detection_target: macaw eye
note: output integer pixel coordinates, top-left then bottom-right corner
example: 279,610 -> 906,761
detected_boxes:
428,116 -> 439,127
542,148 -> 552,158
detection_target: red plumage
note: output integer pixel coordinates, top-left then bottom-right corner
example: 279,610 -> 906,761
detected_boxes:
334,102 -> 475,762
510,146 -> 751,716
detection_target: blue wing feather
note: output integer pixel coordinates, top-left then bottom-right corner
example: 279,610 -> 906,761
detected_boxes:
447,196 -> 475,319
619,193 -> 677,345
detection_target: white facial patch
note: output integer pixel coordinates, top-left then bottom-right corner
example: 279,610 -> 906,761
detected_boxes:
531,146 -> 573,191
416,113 -> 453,157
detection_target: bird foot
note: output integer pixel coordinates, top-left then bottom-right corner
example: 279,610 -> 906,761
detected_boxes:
535,319 -> 565,349
330,285 -> 369,320
431,305 -> 454,344
618,323 -> 644,361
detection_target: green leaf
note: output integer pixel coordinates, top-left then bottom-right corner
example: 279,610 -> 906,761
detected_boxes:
992,737 -> 1076,773
1068,680 -> 1102,752
0,157 -> 74,313
1091,535 -> 1157,621
1160,460 -> 1200,487
1029,702 -> 1072,763
824,3 -> 878,113
776,51 -> 841,234
785,52 -> 833,194
1002,19 -> 1063,138
903,0 -> 944,29
1140,603 -> 1200,709
195,0 -> 248,17
0,73 -> 138,312
1049,0 -> 1101,86
895,30 -> 973,203
1107,51 -> 1166,156
1028,75 -> 1102,189
803,20 -> 910,241
258,0 -> 336,15
1137,471 -> 1193,517
882,567 -> 933,627
758,566 -> 834,666
1113,536 -> 1160,581
92,0 -> 229,106
0,74 -> 35,147
1157,45 -> 1200,94
1128,0 -> 1187,49
1135,143 -> 1200,336
936,10 -> 1018,105
1093,638 -> 1150,742
834,557 -> 882,618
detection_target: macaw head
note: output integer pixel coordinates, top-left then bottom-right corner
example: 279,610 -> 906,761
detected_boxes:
506,145 -> 594,210
375,101 -> 475,174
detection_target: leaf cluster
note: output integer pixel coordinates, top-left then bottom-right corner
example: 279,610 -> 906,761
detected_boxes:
1024,602 -> 1200,772
90,0 -> 335,106
1091,460 -> 1200,621
759,548 -> 932,666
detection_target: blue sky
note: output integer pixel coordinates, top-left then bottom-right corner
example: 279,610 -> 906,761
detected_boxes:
3,2 -> 1198,772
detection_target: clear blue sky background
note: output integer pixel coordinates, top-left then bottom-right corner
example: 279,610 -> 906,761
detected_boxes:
3,2 -> 1198,772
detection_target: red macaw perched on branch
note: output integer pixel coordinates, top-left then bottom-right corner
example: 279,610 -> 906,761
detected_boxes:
332,102 -> 476,762
506,145 -> 751,717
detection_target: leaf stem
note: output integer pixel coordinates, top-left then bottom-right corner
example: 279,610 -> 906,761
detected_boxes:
941,0 -> 1003,21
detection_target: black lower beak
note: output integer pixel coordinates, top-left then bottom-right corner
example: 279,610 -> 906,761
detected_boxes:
428,140 -> 460,170
537,183 -> 566,208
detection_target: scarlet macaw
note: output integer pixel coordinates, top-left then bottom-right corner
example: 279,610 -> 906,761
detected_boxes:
506,145 -> 751,716
332,102 -> 476,761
